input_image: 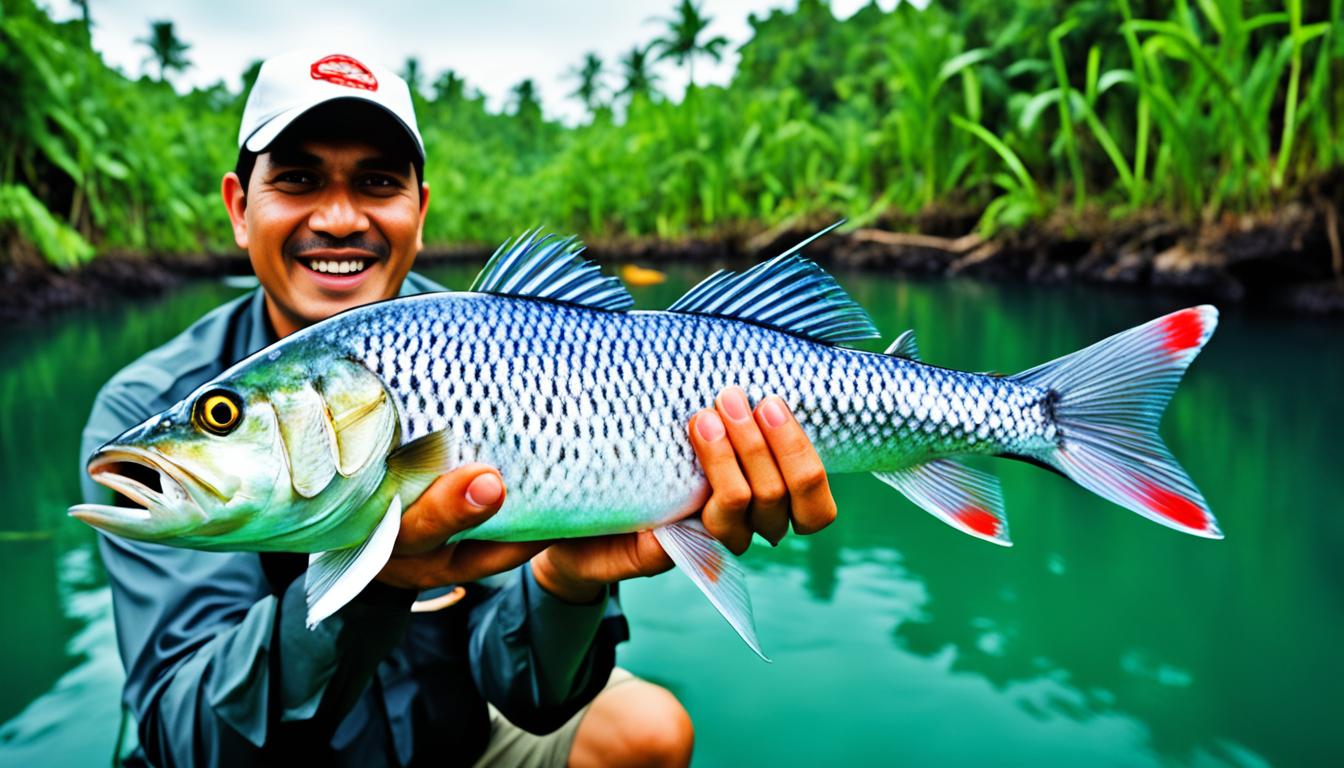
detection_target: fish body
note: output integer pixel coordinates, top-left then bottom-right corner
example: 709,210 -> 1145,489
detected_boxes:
73,227 -> 1221,656
323,294 -> 1053,542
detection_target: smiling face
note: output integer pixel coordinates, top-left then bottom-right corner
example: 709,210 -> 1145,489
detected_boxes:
222,126 -> 429,338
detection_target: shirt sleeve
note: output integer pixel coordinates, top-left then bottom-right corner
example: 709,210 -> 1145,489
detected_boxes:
83,380 -> 418,766
465,565 -> 626,734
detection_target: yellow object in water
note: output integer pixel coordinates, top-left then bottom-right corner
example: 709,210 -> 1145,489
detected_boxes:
620,263 -> 666,286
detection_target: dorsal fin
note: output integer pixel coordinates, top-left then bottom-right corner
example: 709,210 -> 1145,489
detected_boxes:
470,229 -> 633,311
885,330 -> 920,360
667,224 -> 879,345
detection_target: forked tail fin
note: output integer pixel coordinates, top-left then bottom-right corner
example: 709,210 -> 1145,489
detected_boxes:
1012,306 -> 1222,538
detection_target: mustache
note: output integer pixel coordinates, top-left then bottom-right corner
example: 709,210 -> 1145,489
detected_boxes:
286,235 -> 390,260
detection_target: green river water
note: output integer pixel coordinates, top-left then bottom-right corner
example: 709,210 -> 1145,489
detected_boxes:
0,265 -> 1339,766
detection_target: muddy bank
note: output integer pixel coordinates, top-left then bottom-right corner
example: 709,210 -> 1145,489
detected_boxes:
740,202 -> 1344,316
4,204 -> 1343,322
0,251 -> 240,323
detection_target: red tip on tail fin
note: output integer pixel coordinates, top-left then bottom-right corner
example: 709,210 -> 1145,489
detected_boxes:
1014,306 -> 1222,539
1161,308 -> 1207,355
1134,478 -> 1210,533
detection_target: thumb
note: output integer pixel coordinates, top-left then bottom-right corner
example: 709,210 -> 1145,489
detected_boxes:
396,463 -> 506,555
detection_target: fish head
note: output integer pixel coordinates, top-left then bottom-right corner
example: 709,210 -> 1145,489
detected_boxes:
71,348 -> 400,550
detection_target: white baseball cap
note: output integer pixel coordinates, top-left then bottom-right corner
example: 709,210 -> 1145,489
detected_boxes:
238,50 -> 425,160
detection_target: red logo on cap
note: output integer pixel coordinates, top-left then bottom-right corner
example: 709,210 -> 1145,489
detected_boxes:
310,54 -> 378,91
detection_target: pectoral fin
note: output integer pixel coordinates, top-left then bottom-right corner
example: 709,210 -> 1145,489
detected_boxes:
387,430 -> 453,480
653,519 -> 768,661
386,429 -> 455,504
305,494 -> 402,628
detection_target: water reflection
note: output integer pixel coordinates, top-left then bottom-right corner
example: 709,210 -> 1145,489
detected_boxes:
0,540 -> 74,724
0,548 -> 124,765
0,265 -> 1339,766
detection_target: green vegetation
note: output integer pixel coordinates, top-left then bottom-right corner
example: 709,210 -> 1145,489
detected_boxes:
1,0 -> 237,268
2,0 -> 1341,269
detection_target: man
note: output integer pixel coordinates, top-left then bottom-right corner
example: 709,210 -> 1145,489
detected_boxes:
80,51 -> 837,767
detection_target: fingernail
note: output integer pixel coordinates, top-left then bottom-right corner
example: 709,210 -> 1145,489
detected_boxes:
759,397 -> 788,428
465,473 -> 503,509
695,411 -> 725,442
719,387 -> 750,422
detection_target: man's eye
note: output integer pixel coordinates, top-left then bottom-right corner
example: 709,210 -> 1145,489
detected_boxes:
360,174 -> 401,188
273,171 -> 317,186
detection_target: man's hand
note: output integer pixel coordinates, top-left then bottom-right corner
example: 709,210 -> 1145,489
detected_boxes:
376,463 -> 547,590
531,386 -> 838,603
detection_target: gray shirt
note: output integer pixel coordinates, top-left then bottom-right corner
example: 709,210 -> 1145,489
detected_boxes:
79,273 -> 626,767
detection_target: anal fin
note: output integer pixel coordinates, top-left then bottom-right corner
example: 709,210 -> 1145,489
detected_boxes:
875,460 -> 1011,546
653,519 -> 768,661
305,494 -> 403,628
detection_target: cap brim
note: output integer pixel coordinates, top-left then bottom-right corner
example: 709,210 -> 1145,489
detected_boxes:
243,96 -> 424,161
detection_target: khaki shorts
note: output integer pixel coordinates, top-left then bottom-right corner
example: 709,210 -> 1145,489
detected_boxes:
472,667 -> 636,768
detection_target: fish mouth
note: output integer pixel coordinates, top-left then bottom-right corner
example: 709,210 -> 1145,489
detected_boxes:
69,447 -> 210,534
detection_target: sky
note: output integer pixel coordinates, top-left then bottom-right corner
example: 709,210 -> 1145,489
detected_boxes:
46,0 -> 900,124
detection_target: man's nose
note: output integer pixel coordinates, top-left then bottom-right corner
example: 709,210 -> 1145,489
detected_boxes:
308,185 -> 370,238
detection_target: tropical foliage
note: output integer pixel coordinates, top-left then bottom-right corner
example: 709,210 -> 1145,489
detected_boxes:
2,0 -> 1341,268
1,0 -> 237,268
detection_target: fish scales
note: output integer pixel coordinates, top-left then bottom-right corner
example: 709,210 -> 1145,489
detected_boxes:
328,294 -> 1057,541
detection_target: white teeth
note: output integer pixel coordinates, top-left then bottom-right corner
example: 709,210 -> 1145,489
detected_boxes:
308,260 -> 368,275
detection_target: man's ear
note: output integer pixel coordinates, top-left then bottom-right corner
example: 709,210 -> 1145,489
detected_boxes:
416,182 -> 430,252
221,172 -> 248,249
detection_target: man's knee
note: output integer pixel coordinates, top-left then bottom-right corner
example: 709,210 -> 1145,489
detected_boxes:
573,679 -> 694,768
620,684 -> 693,767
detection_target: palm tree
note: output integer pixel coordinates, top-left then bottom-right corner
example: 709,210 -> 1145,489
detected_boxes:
240,59 -> 263,96
510,79 -> 543,124
401,57 -> 424,99
568,52 -> 607,116
137,20 -> 191,83
72,0 -> 91,39
649,0 -> 728,89
432,70 -> 466,104
617,45 -> 661,102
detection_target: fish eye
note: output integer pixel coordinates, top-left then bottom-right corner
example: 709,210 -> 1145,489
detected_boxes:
195,389 -> 243,436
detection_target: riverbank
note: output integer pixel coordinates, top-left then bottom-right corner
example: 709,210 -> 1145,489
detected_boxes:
4,203 -> 1342,322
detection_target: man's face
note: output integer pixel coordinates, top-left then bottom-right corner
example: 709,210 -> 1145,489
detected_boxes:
222,138 -> 428,337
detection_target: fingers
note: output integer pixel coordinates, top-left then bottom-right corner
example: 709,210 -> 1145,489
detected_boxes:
429,540 -> 548,584
755,395 -> 837,535
689,409 -> 753,554
381,540 -> 547,590
396,463 -> 505,556
715,387 -> 790,546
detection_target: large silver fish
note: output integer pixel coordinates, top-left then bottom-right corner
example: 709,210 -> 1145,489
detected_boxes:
72,227 -> 1221,658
